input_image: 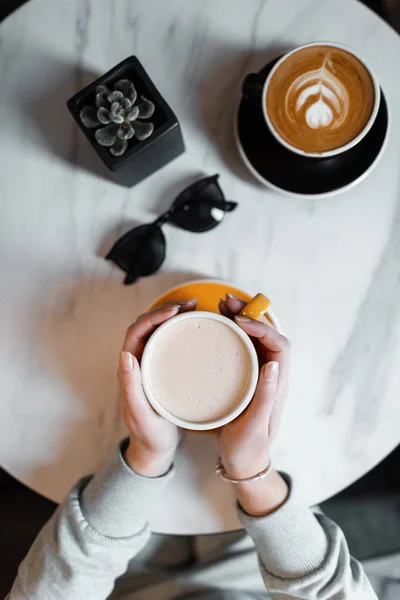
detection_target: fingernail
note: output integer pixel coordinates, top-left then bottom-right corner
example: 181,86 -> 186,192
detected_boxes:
234,315 -> 253,323
179,298 -> 196,305
226,293 -> 240,300
166,304 -> 181,312
219,297 -> 225,304
263,361 -> 279,381
120,351 -> 133,370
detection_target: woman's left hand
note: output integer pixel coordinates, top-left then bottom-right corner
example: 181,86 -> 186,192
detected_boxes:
119,300 -> 196,477
217,294 -> 290,516
217,295 -> 290,480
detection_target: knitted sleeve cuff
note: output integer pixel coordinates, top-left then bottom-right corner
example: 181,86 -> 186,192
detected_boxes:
239,474 -> 329,578
81,438 -> 174,538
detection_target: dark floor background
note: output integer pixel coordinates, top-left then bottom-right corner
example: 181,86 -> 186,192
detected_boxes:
1,0 -> 399,597
0,0 -> 26,20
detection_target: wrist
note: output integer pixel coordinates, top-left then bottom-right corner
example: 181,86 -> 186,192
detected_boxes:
124,440 -> 174,478
234,469 -> 289,517
221,453 -> 271,481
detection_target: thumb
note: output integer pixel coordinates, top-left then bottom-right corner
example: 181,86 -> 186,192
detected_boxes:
118,352 -> 153,417
118,351 -> 136,402
248,361 -> 279,423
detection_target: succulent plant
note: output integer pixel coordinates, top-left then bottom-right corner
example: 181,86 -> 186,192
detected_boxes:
79,79 -> 155,157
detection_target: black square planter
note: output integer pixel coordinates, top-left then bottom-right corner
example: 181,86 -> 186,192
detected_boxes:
67,56 -> 185,187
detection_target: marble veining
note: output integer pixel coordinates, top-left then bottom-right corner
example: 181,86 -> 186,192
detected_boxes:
0,0 -> 400,535
326,182 -> 400,439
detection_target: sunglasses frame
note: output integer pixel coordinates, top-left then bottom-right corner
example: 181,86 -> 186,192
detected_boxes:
106,174 -> 237,284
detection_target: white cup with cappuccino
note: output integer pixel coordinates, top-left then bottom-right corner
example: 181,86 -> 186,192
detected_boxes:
243,42 -> 381,158
141,311 -> 259,431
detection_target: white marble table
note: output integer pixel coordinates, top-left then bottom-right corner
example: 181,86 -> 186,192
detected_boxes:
1,0 -> 400,535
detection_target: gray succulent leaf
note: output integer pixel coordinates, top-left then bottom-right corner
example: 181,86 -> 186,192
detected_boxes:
127,106 -> 139,121
95,91 -> 109,108
121,97 -> 132,111
97,107 -> 111,125
111,101 -> 124,115
137,97 -> 155,119
108,90 -> 124,103
134,120 -> 154,141
110,137 -> 128,157
110,113 -> 124,124
95,123 -> 119,146
115,79 -> 137,103
96,84 -> 110,96
109,103 -> 125,124
80,106 -> 100,128
117,122 -> 135,140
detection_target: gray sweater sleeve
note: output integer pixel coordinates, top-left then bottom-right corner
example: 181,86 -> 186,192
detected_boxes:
239,476 -> 378,599
8,443 -> 377,600
7,439 -> 173,600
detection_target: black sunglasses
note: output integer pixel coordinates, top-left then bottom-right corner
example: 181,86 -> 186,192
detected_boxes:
106,174 -> 237,284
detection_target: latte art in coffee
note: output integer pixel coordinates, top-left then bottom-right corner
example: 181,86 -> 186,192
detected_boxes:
266,45 -> 375,154
289,58 -> 349,130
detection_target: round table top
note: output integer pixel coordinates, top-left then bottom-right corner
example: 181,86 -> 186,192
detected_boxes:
1,0 -> 400,535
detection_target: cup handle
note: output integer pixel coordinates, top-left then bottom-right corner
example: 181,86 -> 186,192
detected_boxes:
242,73 -> 267,107
239,293 -> 271,321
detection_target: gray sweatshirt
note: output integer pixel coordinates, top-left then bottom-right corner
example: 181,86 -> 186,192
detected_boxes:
7,440 -> 377,599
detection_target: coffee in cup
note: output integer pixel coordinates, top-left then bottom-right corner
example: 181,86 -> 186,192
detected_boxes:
243,42 -> 380,158
141,311 -> 259,430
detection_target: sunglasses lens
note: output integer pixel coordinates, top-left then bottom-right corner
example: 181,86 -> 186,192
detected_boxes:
106,224 -> 166,284
169,175 -> 237,233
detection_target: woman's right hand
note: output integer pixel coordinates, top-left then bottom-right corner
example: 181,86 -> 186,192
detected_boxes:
119,299 -> 196,477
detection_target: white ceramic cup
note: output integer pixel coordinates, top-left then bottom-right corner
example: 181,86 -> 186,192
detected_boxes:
244,42 -> 381,158
141,310 -> 259,431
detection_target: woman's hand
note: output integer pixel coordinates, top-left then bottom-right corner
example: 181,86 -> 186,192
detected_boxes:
218,294 -> 290,516
118,299 -> 196,478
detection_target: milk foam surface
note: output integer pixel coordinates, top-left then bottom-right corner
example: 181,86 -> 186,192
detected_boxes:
146,317 -> 252,422
266,45 -> 375,154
